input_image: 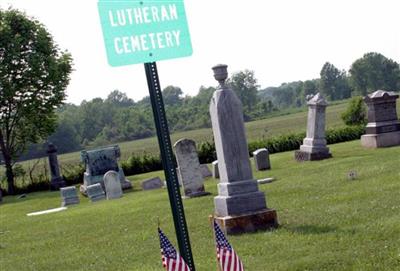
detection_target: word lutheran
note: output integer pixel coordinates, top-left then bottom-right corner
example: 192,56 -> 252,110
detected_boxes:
110,4 -> 180,54
98,0 -> 192,66
109,4 -> 178,26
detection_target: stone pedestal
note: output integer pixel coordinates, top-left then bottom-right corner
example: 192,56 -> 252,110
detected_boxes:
361,90 -> 400,148
174,138 -> 210,198
47,143 -> 66,190
79,145 -> 132,195
210,64 -> 278,234
295,93 -> 332,161
214,209 -> 278,235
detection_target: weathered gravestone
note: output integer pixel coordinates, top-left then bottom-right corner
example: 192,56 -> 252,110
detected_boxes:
174,138 -> 210,198
47,143 -> 66,190
86,183 -> 106,202
80,145 -> 132,195
104,170 -> 123,200
200,164 -> 212,178
253,148 -> 271,171
210,64 -> 278,234
141,177 -> 163,190
212,160 -> 219,179
60,186 -> 80,207
295,93 -> 332,161
361,90 -> 400,148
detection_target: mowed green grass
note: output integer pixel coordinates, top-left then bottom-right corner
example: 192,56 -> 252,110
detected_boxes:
1,140 -> 399,271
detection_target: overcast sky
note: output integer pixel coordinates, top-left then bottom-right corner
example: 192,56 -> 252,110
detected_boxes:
1,0 -> 399,104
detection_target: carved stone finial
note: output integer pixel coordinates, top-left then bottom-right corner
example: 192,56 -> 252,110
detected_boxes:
212,64 -> 228,87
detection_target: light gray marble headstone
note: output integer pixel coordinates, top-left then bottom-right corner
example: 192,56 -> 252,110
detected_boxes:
86,183 -> 106,202
174,138 -> 209,198
212,160 -> 219,179
141,177 -> 163,190
210,64 -> 267,217
103,170 -> 123,200
253,148 -> 271,171
200,164 -> 212,178
60,186 -> 79,207
295,93 -> 332,161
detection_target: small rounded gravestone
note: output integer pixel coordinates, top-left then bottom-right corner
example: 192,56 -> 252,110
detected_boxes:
104,170 -> 123,200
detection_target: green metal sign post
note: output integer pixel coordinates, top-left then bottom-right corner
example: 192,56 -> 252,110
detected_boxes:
98,1 -> 195,269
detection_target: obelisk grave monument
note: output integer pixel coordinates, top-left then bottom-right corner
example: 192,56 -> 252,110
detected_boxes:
210,64 -> 278,234
295,93 -> 332,161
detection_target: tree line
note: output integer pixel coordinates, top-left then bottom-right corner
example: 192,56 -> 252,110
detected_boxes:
21,52 -> 400,161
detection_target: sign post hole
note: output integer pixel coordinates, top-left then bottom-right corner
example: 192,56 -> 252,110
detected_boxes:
98,0 -> 195,269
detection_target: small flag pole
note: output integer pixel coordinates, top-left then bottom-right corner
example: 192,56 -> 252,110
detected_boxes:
209,215 -> 222,271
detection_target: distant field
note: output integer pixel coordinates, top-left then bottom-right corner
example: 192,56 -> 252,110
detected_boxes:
37,101 -> 349,166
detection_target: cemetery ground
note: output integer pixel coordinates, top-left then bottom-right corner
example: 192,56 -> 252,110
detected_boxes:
1,140 -> 399,270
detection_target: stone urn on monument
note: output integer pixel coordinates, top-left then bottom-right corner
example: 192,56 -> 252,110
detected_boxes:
209,64 -> 278,234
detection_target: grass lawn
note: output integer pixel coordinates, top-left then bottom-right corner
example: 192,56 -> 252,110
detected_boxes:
1,140 -> 400,270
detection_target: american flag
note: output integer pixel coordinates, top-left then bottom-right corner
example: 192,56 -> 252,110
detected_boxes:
214,221 -> 245,271
158,228 -> 191,271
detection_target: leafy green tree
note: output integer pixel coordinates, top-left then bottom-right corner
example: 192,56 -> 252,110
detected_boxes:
349,52 -> 400,95
320,62 -> 351,100
105,90 -> 134,107
0,9 -> 73,194
162,85 -> 183,106
341,96 -> 367,126
228,70 -> 259,113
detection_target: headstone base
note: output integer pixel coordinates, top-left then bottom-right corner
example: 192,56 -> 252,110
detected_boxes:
294,150 -> 332,161
361,131 -> 400,148
79,179 -> 132,197
182,191 -> 211,199
213,209 -> 278,235
61,197 -> 79,207
50,177 -> 66,191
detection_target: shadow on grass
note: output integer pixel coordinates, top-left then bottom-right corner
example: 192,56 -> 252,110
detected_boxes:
288,224 -> 338,235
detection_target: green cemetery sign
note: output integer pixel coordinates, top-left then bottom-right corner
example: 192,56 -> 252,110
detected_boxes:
98,0 -> 192,66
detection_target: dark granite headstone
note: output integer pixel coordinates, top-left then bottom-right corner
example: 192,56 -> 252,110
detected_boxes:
80,145 -> 132,195
47,143 -> 66,190
361,90 -> 400,148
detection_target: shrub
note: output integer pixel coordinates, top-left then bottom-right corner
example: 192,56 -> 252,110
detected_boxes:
341,96 -> 367,126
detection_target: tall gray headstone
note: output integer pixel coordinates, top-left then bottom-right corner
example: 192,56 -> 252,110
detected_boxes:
80,145 -> 132,195
47,143 -> 66,191
60,186 -> 80,207
104,170 -> 123,200
210,64 -> 277,234
174,139 -> 210,198
253,148 -> 271,171
212,160 -> 219,179
295,93 -> 332,161
86,183 -> 106,202
361,90 -> 400,148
